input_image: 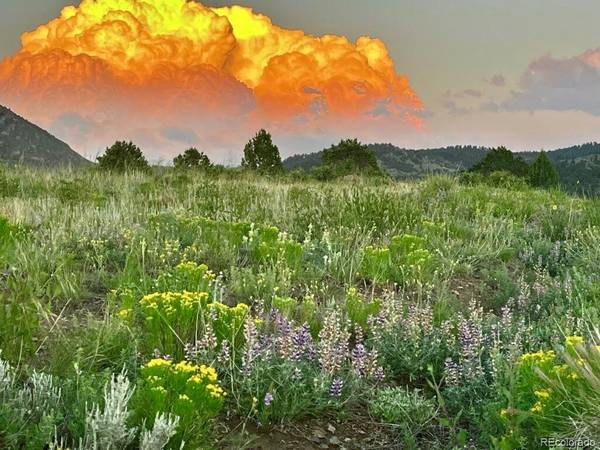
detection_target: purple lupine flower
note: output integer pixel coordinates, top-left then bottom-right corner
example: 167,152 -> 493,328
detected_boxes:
444,357 -> 460,386
242,317 -> 260,375
292,323 -> 314,361
217,340 -> 230,364
269,308 -> 279,323
373,366 -> 385,382
318,311 -> 350,374
264,392 -> 274,407
351,343 -> 368,377
329,378 -> 344,397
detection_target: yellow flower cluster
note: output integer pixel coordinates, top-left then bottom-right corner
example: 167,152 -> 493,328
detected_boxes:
188,365 -> 218,384
175,261 -> 215,281
565,335 -> 584,346
146,358 -> 173,368
142,358 -> 226,400
552,363 -> 579,380
207,301 -> 249,317
519,350 -> 556,364
531,388 -> 553,413
206,383 -> 225,398
140,291 -> 208,317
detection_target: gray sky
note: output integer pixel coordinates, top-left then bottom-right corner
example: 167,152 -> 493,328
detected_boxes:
2,0 -> 600,153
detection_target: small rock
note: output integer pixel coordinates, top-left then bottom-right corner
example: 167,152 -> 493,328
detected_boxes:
329,436 -> 341,445
327,423 -> 336,433
313,427 -> 326,439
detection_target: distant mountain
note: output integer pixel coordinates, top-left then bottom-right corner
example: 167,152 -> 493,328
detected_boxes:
284,143 -> 600,195
0,105 -> 90,166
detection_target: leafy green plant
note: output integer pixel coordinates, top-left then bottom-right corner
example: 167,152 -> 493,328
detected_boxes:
361,234 -> 432,284
369,387 -> 437,439
136,358 -> 225,446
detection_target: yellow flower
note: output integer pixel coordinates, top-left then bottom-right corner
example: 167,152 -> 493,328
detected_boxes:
530,402 -> 543,413
118,308 -> 132,319
519,350 -> 555,364
145,358 -> 172,368
175,361 -> 197,374
565,336 -> 584,347
551,204 -> 558,211
206,383 -> 225,398
178,394 -> 191,402
534,389 -> 552,399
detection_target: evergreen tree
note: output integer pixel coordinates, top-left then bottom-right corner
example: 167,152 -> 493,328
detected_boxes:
529,151 -> 559,188
173,148 -> 212,170
97,141 -> 149,172
241,129 -> 283,174
469,146 -> 528,178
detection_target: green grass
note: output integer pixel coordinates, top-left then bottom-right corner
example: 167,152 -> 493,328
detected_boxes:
0,165 -> 598,449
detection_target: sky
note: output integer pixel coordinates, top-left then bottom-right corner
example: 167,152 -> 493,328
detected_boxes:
2,0 -> 600,161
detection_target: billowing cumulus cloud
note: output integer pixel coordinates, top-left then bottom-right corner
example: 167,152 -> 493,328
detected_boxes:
505,48 -> 600,116
0,0 -> 423,160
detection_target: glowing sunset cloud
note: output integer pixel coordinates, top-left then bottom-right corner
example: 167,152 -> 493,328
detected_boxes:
0,0 -> 423,160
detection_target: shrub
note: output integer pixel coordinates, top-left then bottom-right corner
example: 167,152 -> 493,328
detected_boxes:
241,129 -> 283,174
136,358 -> 225,446
173,148 -> 212,171
0,355 -> 63,449
97,141 -> 149,172
318,139 -> 384,179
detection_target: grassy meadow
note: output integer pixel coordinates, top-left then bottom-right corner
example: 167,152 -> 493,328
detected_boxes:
0,165 -> 599,449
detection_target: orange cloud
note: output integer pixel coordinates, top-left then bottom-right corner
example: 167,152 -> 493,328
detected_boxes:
0,0 -> 423,159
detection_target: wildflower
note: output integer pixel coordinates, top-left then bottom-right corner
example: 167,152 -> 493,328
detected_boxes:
291,368 -> 303,381
291,323 -> 314,361
444,358 -> 460,386
565,336 -> 584,347
217,340 -> 231,364
118,308 -> 132,320
318,311 -> 350,374
534,389 -> 551,399
519,350 -> 556,365
146,358 -> 172,369
530,402 -> 543,413
351,343 -> 368,377
329,378 -> 344,397
372,366 -> 385,382
551,204 -> 558,211
242,316 -> 260,375
264,392 -> 274,407
457,317 -> 483,380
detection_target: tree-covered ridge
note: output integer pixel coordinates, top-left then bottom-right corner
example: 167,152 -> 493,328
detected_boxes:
284,142 -> 600,195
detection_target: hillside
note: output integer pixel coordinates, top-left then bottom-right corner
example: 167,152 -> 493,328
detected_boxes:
0,105 -> 90,166
0,166 -> 599,448
284,142 -> 600,195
